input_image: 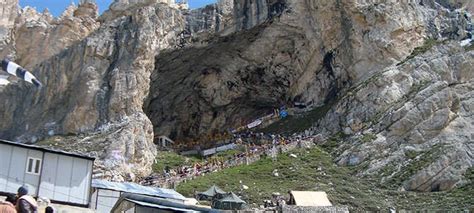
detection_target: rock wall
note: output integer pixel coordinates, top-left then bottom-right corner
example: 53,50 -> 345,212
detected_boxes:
0,0 -> 17,28
314,42 -> 473,192
0,0 -> 17,60
185,0 -> 285,36
0,0 -> 472,187
12,3 -> 99,69
147,0 -> 470,139
145,0 -> 473,191
0,3 -> 185,180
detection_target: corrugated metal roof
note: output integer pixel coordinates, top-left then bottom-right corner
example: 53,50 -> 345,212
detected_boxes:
91,179 -> 186,201
112,193 -> 216,213
128,199 -> 200,212
0,139 -> 95,160
290,191 -> 332,207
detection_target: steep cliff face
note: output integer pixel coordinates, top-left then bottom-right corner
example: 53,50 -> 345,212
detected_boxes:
0,0 -> 17,61
13,4 -> 99,69
147,0 -> 470,139
185,0 -> 285,36
313,42 -> 473,192
145,0 -> 472,192
0,2 -> 185,180
0,0 -> 17,28
0,0 -> 472,189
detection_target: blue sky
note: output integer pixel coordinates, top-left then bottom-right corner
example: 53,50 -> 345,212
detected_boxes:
19,0 -> 217,17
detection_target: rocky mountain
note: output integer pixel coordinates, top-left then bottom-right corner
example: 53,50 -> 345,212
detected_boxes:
146,0 -> 473,192
0,0 -> 472,195
0,0 -> 184,181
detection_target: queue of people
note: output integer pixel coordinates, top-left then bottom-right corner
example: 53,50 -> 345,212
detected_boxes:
141,132 -> 315,188
0,186 -> 55,213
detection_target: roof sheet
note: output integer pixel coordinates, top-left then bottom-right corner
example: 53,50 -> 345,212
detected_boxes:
112,193 -> 217,213
290,191 -> 332,207
0,139 -> 94,160
92,179 -> 186,201
129,199 -> 200,212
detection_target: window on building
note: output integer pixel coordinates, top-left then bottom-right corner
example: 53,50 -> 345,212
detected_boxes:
26,157 -> 41,175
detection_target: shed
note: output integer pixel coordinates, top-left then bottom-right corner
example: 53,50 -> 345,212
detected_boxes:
90,179 -> 186,213
0,139 -> 94,206
212,192 -> 247,210
288,191 -> 332,207
111,193 -> 217,213
197,185 -> 227,200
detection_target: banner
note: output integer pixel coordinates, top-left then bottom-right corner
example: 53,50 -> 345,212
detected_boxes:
247,119 -> 262,129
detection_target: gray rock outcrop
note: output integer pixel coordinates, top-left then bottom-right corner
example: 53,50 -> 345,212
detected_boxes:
145,0 -> 473,192
0,2 -> 185,180
147,0 -> 471,139
315,43 -> 474,192
185,0 -> 285,36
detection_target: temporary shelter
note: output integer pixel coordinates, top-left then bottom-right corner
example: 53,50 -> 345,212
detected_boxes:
288,191 -> 332,206
212,192 -> 247,210
197,185 -> 227,200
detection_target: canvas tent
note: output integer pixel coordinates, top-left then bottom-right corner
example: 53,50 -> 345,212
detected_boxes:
288,191 -> 332,206
212,192 -> 247,210
197,185 -> 227,200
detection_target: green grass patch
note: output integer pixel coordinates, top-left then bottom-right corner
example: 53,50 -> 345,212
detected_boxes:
360,133 -> 377,143
465,167 -> 474,181
177,147 -> 388,210
320,132 -> 349,155
216,148 -> 244,159
405,150 -> 419,160
466,43 -> 474,51
258,102 -> 335,135
153,151 -> 202,173
177,146 -> 474,211
382,144 -> 443,189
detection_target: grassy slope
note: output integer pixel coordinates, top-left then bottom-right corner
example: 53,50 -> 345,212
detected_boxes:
152,149 -> 246,173
258,103 -> 333,135
177,147 -> 474,211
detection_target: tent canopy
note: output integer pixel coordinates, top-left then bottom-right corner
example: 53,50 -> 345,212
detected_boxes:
219,192 -> 246,204
197,185 -> 227,199
212,192 -> 247,210
288,191 -> 332,207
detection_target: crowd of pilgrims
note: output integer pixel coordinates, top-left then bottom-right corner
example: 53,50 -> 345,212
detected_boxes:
141,131 -> 311,187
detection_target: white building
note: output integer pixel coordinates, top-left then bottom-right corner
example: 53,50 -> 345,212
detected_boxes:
0,139 -> 94,207
90,179 -> 187,213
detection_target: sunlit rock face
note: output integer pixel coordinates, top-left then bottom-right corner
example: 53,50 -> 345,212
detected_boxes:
0,2 -> 184,181
146,0 -> 473,192
0,0 -> 472,186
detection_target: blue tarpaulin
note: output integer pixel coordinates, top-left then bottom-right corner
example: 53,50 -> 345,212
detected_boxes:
279,110 -> 288,118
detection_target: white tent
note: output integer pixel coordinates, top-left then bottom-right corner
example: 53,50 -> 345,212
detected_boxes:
288,191 -> 332,207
